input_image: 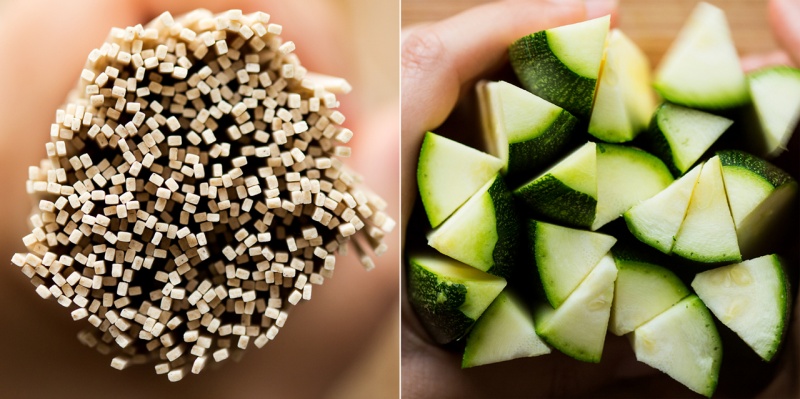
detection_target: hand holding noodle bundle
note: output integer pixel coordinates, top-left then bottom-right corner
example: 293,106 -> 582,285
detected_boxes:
11,9 -> 394,381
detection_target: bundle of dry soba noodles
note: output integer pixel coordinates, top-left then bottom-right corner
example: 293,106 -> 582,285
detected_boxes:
10,9 -> 394,381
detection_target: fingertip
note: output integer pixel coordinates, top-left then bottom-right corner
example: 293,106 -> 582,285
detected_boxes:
583,0 -> 619,21
771,0 -> 800,12
401,22 -> 432,45
741,51 -> 794,72
769,0 -> 800,65
401,0 -> 592,135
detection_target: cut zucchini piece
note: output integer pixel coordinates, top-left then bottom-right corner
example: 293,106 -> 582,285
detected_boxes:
588,29 -> 656,142
593,143 -> 674,230
408,254 -> 507,344
646,102 -> 733,175
632,295 -> 722,397
428,175 -> 520,278
528,220 -> 617,308
509,16 -> 610,119
624,162 -> 703,254
534,254 -> 617,363
610,259 -> 690,336
718,150 -> 798,258
746,66 -> 800,158
478,80 -> 578,177
462,290 -> 551,368
653,2 -> 749,109
417,132 -> 504,228
673,156 -> 741,263
516,143 -> 672,231
514,142 -> 597,229
692,254 -> 790,361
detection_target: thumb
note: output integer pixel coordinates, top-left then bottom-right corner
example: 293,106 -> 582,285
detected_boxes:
401,0 -> 618,226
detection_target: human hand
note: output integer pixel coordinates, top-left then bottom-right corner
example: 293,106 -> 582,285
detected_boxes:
400,1 -> 645,397
401,0 -> 617,229
0,1 -> 398,398
741,0 -> 800,71
400,0 -> 799,397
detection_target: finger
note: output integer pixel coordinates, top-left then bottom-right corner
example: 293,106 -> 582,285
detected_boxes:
741,50 -> 795,72
401,22 -> 431,44
769,0 -> 800,66
0,0 -> 145,252
0,2 -> 166,396
403,0 -> 592,138
401,0 -> 618,226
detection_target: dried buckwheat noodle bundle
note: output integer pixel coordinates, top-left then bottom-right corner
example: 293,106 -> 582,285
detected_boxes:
10,9 -> 394,381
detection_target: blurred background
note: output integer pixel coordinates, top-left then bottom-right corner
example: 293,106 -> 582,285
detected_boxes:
0,1 -> 399,398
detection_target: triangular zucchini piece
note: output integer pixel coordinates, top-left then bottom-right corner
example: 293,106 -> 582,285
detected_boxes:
514,142 -> 597,229
746,66 -> 800,158
478,80 -> 578,177
624,162 -> 703,254
692,254 -> 790,361
632,295 -> 722,398
509,16 -> 610,119
462,290 -> 551,368
408,253 -> 507,344
673,156 -> 741,263
654,2 -> 749,109
646,102 -> 732,175
718,150 -> 798,258
417,131 -> 503,228
589,29 -> 656,142
528,220 -> 617,308
593,144 -> 674,230
428,175 -> 520,278
610,258 -> 690,336
534,254 -> 617,363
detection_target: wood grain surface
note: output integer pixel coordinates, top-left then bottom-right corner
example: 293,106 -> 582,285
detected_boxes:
401,0 -> 778,66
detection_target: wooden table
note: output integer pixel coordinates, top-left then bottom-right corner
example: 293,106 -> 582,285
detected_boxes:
402,0 -> 778,66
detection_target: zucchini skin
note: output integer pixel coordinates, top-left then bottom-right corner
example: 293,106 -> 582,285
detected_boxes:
514,174 -> 597,229
487,177 -> 522,280
510,32 -> 597,120
408,261 -> 475,344
507,110 -> 578,178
